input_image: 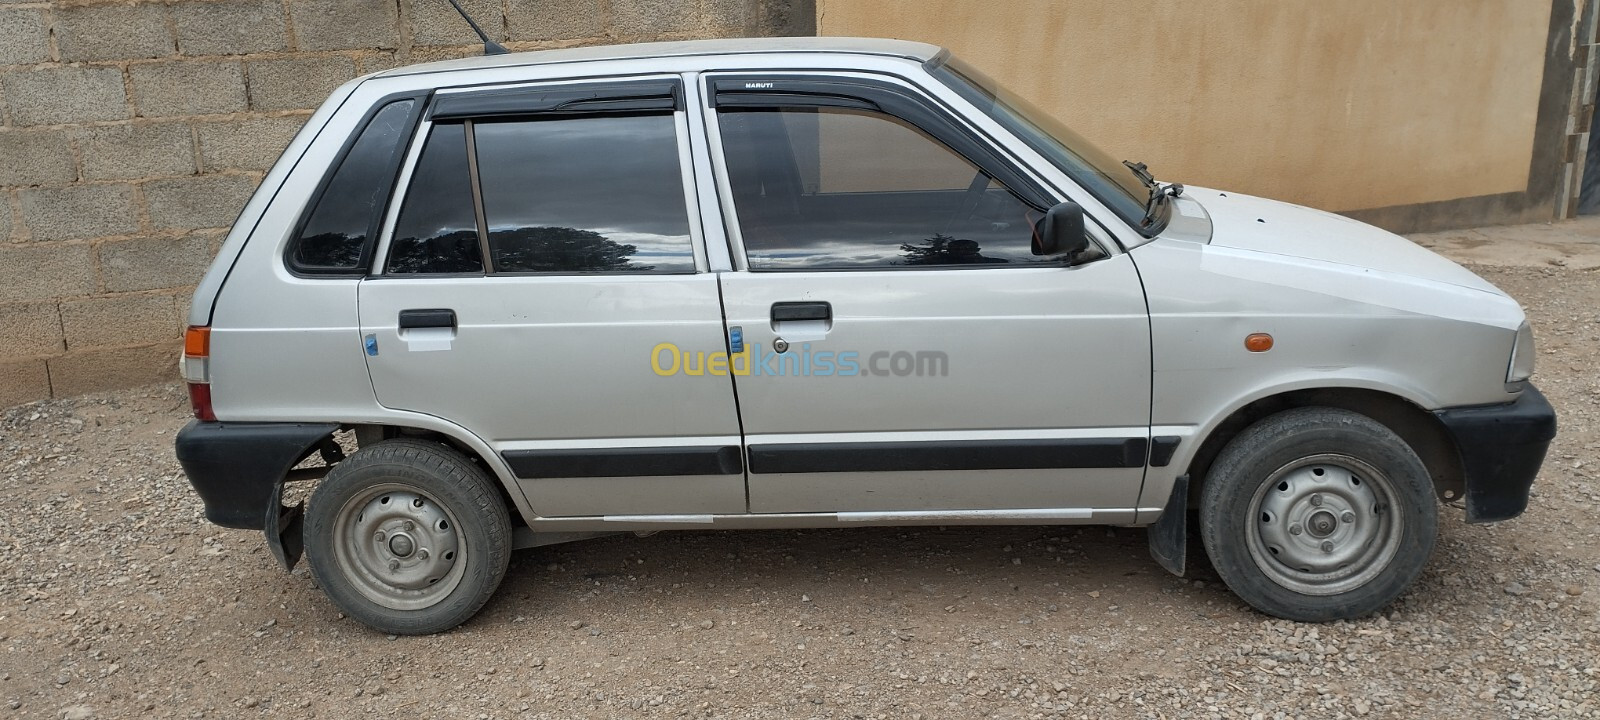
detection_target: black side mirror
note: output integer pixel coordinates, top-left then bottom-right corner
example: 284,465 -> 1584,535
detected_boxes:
1033,201 -> 1089,256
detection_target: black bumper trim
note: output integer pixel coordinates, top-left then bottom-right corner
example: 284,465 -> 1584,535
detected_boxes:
1433,386 -> 1557,523
175,420 -> 339,530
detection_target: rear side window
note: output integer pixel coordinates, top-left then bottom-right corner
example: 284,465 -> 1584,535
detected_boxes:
475,115 -> 694,273
382,88 -> 697,276
288,99 -> 419,274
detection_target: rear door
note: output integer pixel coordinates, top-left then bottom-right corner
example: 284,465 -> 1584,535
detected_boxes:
358,77 -> 745,517
702,73 -> 1154,518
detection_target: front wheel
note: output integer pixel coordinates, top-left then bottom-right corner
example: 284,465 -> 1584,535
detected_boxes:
305,438 -> 511,634
1199,407 -> 1438,621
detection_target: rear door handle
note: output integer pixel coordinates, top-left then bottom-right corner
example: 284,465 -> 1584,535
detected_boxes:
770,302 -> 831,351
398,308 -> 456,330
771,302 -> 831,322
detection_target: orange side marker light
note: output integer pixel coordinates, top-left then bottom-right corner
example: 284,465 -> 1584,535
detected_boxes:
1244,333 -> 1274,353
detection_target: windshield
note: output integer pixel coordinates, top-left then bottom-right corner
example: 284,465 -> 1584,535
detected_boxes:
929,54 -> 1163,235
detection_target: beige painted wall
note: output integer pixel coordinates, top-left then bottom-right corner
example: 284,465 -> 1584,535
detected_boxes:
819,0 -> 1553,212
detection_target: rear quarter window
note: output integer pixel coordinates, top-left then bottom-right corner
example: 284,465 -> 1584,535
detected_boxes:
287,98 -> 421,275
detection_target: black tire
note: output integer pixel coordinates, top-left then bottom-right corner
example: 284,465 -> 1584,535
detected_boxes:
305,438 -> 511,635
1199,407 -> 1437,621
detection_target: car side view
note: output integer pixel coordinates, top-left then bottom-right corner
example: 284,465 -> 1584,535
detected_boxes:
174,37 -> 1557,635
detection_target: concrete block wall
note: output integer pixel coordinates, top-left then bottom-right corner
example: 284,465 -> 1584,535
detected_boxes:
0,0 -> 812,407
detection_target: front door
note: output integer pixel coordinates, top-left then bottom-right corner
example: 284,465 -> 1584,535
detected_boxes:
359,78 -> 745,517
704,74 -> 1153,516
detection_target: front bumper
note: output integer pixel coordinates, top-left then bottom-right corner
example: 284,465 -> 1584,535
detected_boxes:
1433,385 -> 1557,523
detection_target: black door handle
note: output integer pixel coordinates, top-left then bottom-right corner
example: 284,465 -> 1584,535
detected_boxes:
771,302 -> 831,322
398,308 -> 456,329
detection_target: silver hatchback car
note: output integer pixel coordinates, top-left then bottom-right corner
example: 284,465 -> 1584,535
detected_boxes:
175,38 -> 1556,635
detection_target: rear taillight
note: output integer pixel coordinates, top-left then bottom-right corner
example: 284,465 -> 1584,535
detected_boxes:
183,326 -> 215,421
187,383 -> 215,422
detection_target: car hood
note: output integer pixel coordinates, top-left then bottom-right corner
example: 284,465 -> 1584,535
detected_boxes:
1181,187 -> 1504,296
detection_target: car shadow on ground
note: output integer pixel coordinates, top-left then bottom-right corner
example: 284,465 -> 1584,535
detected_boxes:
472,524 -> 1239,630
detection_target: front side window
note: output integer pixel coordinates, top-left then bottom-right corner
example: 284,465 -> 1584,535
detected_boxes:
290,99 -> 417,273
384,104 -> 696,275
718,106 -> 1048,271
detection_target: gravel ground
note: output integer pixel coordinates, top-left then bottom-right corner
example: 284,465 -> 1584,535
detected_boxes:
0,264 -> 1597,720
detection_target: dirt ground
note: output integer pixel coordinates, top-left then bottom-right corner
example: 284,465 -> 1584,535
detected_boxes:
1,251 -> 1597,719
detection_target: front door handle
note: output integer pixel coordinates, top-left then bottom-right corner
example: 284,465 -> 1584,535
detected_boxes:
398,308 -> 456,330
771,302 -> 831,323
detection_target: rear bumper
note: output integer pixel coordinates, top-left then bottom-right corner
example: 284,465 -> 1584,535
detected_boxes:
174,420 -> 338,530
1434,386 -> 1557,523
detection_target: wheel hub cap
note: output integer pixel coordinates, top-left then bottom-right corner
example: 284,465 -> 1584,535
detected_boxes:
333,486 -> 466,610
388,533 -> 416,557
1246,454 -> 1403,596
1306,510 -> 1337,538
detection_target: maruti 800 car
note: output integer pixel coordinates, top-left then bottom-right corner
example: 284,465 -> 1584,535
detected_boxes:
173,38 -> 1557,634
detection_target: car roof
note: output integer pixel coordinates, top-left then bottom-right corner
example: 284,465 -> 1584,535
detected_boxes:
373,36 -> 944,78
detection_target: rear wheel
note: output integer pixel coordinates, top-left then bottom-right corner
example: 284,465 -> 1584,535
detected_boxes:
1199,407 -> 1437,621
305,438 -> 511,634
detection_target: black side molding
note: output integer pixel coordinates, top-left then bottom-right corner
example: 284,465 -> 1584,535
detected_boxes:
1149,436 -> 1181,467
747,437 -> 1148,474
503,445 -> 743,479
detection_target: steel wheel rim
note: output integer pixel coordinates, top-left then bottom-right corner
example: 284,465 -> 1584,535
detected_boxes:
331,482 -> 467,611
1245,454 -> 1402,596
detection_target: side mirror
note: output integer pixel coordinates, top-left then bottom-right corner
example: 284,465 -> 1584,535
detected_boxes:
1033,201 -> 1089,257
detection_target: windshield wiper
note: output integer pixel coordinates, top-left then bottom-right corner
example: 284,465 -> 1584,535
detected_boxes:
1123,160 -> 1156,188
1123,160 -> 1183,228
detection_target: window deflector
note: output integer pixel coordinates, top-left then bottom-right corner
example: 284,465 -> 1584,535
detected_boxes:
428,80 -> 681,120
